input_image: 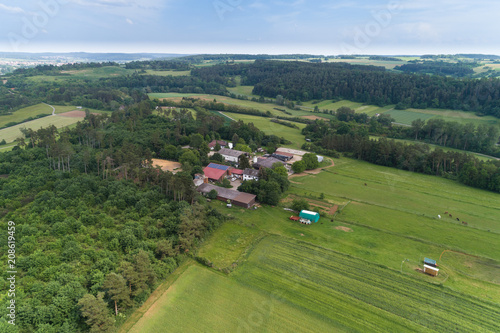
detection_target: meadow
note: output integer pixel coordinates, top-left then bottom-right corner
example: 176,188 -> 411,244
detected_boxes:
223,112 -> 307,149
0,115 -> 82,143
0,103 -> 78,128
124,156 -> 500,332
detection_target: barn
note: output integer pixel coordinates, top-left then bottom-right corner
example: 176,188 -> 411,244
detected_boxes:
272,151 -> 294,162
218,148 -> 248,163
299,210 -> 320,223
197,183 -> 256,208
203,163 -> 230,182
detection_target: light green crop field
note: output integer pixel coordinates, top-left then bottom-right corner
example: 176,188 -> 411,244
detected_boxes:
223,112 -> 307,149
0,103 -> 52,128
227,85 -> 256,97
124,156 -> 500,332
0,115 -> 83,143
404,108 -> 500,127
128,264 -> 337,333
141,70 -> 191,76
326,58 -> 408,70
28,66 -> 134,82
384,109 -> 436,125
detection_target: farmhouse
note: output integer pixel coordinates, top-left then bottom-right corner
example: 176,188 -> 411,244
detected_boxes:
243,168 -> 259,181
203,163 -> 230,182
197,183 -> 256,208
253,157 -> 286,170
299,210 -> 320,223
218,148 -> 248,163
208,140 -> 228,150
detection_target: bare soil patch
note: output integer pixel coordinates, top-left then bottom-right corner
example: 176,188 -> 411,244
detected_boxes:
2,80 -> 7,84
335,226 -> 353,232
302,115 -> 329,121
330,205 -> 339,215
151,159 -> 182,173
57,110 -> 96,118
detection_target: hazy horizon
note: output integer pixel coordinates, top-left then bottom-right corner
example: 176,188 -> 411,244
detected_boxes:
1,1 -> 500,55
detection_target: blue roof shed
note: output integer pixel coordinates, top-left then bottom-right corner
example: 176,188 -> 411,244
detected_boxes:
299,210 -> 320,223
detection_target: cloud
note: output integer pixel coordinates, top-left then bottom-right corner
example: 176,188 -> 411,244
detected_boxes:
126,18 -> 133,25
0,3 -> 25,14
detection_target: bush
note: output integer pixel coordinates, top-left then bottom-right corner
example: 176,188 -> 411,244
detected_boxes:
207,189 -> 218,200
291,198 -> 309,212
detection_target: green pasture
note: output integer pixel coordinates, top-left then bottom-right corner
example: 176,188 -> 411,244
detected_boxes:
124,156 -> 500,332
405,108 -> 500,127
0,115 -> 83,143
128,264 -> 335,333
232,236 -> 499,332
223,112 -> 307,149
384,109 -> 436,125
141,70 -> 191,76
227,85 -> 256,97
327,58 -> 409,70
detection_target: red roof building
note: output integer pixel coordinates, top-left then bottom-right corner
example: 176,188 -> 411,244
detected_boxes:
203,163 -> 230,182
208,140 -> 228,150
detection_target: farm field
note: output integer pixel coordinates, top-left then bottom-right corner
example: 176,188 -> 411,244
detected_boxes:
405,108 -> 500,127
0,103 -> 80,128
385,109 -> 437,125
27,66 -> 134,82
141,70 -> 191,76
223,112 -> 307,149
128,264 -> 336,333
327,58 -> 409,70
149,92 -> 317,118
124,157 -> 500,332
0,114 -> 82,143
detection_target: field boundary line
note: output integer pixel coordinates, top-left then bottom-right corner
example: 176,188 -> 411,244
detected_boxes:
118,259 -> 195,333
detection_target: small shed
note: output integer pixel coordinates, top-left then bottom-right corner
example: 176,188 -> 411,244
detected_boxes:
424,258 -> 437,267
289,216 -> 300,221
299,210 -> 320,223
423,264 -> 439,276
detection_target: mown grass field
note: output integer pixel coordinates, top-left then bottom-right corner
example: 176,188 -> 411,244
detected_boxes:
0,103 -> 79,128
384,109 -> 436,125
223,112 -> 307,149
125,156 -> 500,332
141,70 -> 191,76
0,115 -> 82,143
128,264 -> 337,333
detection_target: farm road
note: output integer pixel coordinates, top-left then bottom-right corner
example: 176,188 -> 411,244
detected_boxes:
42,103 -> 56,115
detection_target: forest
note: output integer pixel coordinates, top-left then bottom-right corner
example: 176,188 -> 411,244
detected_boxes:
192,60 -> 500,117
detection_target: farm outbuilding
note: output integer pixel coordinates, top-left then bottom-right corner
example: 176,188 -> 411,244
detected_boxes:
423,264 -> 439,276
299,210 -> 320,223
203,163 -> 230,182
197,183 -> 256,208
424,258 -> 437,267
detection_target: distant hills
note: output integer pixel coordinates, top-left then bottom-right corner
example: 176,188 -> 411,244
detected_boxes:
0,52 -> 190,63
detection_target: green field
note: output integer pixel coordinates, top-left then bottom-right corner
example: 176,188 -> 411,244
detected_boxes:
0,115 -> 83,143
223,112 -> 307,149
141,70 -> 191,76
125,156 -> 500,332
0,103 -> 79,128
384,109 -> 436,125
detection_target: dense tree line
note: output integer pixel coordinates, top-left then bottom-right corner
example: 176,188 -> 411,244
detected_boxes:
237,164 -> 290,205
176,54 -> 324,64
124,61 -> 191,71
394,61 -> 477,77
302,119 -> 500,192
10,62 -> 120,77
193,60 -> 500,117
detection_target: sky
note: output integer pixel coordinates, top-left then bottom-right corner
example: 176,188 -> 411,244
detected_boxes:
1,0 -> 499,55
